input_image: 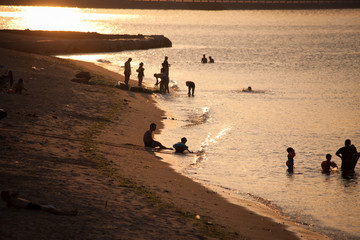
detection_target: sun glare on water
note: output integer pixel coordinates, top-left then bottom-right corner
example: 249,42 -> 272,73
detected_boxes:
20,7 -> 88,31
1,6 -> 140,33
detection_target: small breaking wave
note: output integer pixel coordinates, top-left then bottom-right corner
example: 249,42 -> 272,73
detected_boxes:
97,59 -> 111,63
184,107 -> 210,127
191,128 -> 231,167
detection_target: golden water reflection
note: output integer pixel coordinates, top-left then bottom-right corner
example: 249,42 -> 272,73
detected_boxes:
21,7 -> 86,31
0,6 -> 139,32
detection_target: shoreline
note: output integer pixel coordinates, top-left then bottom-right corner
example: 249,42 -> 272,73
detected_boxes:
0,44 -> 328,239
0,30 -> 172,55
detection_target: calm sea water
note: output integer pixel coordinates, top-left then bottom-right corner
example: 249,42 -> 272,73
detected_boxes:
1,6 -> 360,239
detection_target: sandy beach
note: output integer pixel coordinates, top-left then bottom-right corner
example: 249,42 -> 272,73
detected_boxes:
0,36 -> 328,239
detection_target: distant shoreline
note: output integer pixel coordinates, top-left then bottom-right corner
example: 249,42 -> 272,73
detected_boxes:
1,0 -> 360,10
0,30 -> 172,55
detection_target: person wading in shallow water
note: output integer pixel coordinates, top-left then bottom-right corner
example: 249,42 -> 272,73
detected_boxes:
321,154 -> 338,174
286,147 -> 296,173
186,81 -> 195,97
201,54 -> 207,64
336,139 -> 359,172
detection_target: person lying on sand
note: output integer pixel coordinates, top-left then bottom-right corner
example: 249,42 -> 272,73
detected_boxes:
143,123 -> 172,150
1,191 -> 78,216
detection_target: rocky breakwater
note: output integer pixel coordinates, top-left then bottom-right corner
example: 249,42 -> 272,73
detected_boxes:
0,30 -> 172,55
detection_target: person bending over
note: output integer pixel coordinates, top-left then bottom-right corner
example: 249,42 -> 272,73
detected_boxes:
1,191 -> 77,216
186,81 -> 195,97
143,123 -> 172,150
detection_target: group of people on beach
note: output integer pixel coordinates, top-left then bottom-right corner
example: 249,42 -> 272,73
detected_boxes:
154,56 -> 170,94
123,56 -> 170,92
286,139 -> 359,175
124,57 -> 146,88
123,56 -> 196,96
143,123 -> 193,154
0,68 -> 27,94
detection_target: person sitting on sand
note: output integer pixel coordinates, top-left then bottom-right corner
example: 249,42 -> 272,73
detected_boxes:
186,81 -> 195,97
173,137 -> 193,153
143,123 -> 172,150
209,56 -> 214,63
11,78 -> 27,94
321,154 -> 338,174
0,69 -> 13,88
1,191 -> 78,216
201,54 -> 207,64
286,147 -> 296,173
0,109 -> 6,120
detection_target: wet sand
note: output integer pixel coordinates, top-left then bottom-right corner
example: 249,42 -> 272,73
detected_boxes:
0,45 -> 328,239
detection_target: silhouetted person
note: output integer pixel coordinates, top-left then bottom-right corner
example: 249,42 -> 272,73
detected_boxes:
242,86 -> 253,92
173,137 -> 193,153
209,56 -> 214,63
161,63 -> 169,94
162,56 -> 170,76
124,58 -> 132,85
186,81 -> 195,97
336,139 -> 359,172
321,154 -> 338,174
201,54 -> 207,64
286,147 -> 295,173
8,70 -> 13,87
143,123 -> 172,150
11,78 -> 27,94
136,62 -> 144,87
0,109 -> 6,120
1,191 -> 77,216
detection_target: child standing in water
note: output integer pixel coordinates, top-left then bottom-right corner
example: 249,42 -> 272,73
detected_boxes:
321,154 -> 338,174
136,62 -> 144,87
286,147 -> 296,173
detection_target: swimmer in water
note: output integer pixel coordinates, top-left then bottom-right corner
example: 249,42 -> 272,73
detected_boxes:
242,86 -> 252,92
